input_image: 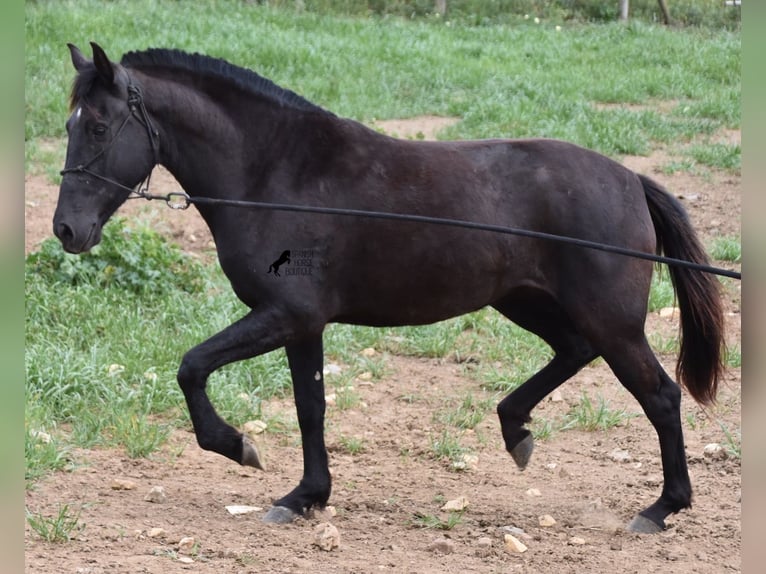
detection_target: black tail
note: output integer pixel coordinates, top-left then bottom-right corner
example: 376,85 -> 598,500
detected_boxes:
640,174 -> 725,405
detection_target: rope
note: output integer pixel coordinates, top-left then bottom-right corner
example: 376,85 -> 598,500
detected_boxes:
132,190 -> 741,280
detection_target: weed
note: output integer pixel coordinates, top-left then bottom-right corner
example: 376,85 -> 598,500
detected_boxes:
430,428 -> 467,464
26,504 -> 85,543
337,435 -> 366,455
439,393 -> 493,430
710,236 -> 741,263
530,418 -> 555,440
411,511 -> 464,530
724,345 -> 741,368
111,413 -> 171,458
561,392 -> 636,432
648,267 -> 676,312
718,421 -> 741,459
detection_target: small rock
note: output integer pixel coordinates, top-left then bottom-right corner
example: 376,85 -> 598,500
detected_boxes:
30,429 -> 52,444
461,454 -> 479,471
111,478 -> 137,491
568,536 -> 586,546
323,363 -> 342,376
501,526 -> 532,540
526,488 -> 542,497
325,393 -> 337,405
242,420 -> 267,436
145,486 -> 167,503
545,463 -> 558,471
313,522 -> 340,551
225,505 -> 263,516
177,556 -> 194,564
361,347 -> 377,357
503,534 -> 528,553
427,536 -> 455,554
310,505 -> 337,521
147,527 -> 166,539
441,496 -> 469,512
659,307 -> 680,319
477,536 -> 492,547
357,371 -> 373,381
538,514 -> 556,527
550,390 -> 564,402
177,536 -> 196,553
609,448 -> 632,463
703,443 -> 727,460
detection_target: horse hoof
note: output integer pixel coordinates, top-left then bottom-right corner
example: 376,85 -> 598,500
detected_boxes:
262,505 -> 300,524
241,436 -> 265,470
510,434 -> 534,470
626,514 -> 664,534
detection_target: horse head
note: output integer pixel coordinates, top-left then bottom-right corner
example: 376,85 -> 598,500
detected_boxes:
54,42 -> 158,253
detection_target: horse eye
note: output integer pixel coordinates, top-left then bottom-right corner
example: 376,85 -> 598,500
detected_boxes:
93,124 -> 108,137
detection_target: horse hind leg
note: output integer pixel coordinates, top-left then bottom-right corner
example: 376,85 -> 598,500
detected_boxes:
599,335 -> 691,533
492,291 -> 598,470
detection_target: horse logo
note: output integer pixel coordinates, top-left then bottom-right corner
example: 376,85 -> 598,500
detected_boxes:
267,250 -> 291,276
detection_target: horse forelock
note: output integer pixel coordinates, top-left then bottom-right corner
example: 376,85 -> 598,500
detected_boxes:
119,48 -> 328,115
69,66 -> 100,111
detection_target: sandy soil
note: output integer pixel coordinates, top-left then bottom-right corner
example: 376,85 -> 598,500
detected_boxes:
25,118 -> 741,574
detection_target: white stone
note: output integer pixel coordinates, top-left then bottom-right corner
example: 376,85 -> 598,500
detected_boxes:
177,536 -> 195,553
313,522 -> 340,551
609,448 -> 632,463
441,496 -> 469,511
568,536 -> 586,545
503,534 -> 528,553
538,514 -> 557,527
225,505 -> 263,516
147,527 -> 166,538
242,420 -> 267,435
145,485 -> 166,503
526,488 -> 542,497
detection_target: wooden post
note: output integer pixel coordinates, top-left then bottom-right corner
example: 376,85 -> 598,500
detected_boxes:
657,0 -> 671,25
435,0 -> 447,17
619,0 -> 629,21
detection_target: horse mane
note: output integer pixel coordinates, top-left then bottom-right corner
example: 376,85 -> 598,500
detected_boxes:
70,47 -> 329,115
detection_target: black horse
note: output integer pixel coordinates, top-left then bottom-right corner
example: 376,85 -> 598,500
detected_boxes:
53,43 -> 725,532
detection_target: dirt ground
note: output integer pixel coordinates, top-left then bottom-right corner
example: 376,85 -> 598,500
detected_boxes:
25,118 -> 741,574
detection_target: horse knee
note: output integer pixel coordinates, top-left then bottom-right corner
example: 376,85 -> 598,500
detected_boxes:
176,350 -> 206,392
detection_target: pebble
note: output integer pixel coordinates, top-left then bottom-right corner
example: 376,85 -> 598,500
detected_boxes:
609,448 -> 632,463
538,514 -> 556,527
526,488 -> 542,497
361,347 -> 377,357
550,390 -> 564,402
145,485 -> 167,503
441,496 -> 469,512
703,443 -> 727,460
110,479 -> 137,491
242,420 -> 267,435
225,505 -> 262,516
177,536 -> 196,553
427,536 -> 455,554
313,522 -> 340,551
568,536 -> 586,546
503,534 -> 528,553
475,536 -> 493,557
147,527 -> 166,538
177,556 -> 194,564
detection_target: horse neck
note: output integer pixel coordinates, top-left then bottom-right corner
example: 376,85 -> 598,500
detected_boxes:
139,70 -> 315,200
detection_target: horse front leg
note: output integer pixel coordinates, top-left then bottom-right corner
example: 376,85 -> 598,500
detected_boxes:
263,335 -> 330,523
177,308 -> 296,470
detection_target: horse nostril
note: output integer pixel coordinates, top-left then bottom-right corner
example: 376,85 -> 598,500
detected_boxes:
54,221 -> 75,243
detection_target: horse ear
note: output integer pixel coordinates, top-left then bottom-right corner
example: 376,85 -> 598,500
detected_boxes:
90,42 -> 115,85
68,43 -> 89,72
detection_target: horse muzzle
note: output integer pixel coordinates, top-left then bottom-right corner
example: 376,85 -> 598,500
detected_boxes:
52,215 -> 103,254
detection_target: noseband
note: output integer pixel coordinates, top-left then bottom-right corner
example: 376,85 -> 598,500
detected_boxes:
60,82 -> 160,195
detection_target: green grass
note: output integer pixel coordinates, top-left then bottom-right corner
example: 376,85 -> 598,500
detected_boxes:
710,235 -> 741,263
561,392 -> 637,432
26,1 -> 739,170
26,504 -> 85,543
411,510 -> 464,530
